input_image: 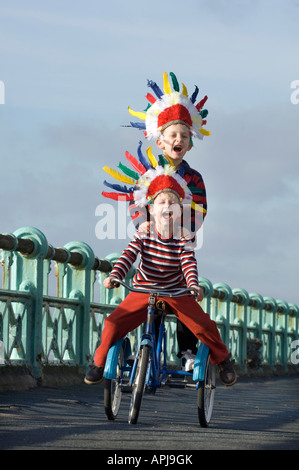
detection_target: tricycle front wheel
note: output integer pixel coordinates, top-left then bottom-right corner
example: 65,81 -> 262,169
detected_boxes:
197,355 -> 216,427
128,345 -> 150,424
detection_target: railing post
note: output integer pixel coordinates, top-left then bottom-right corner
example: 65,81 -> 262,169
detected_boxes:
212,283 -> 232,348
198,277 -> 214,315
247,293 -> 264,370
231,287 -> 249,372
99,253 -> 122,306
99,252 -> 135,305
288,303 -> 299,368
276,300 -> 289,371
1,238 -> 16,290
262,296 -> 277,370
248,293 -> 264,339
288,303 -> 299,343
10,227 -> 48,379
63,241 -> 95,371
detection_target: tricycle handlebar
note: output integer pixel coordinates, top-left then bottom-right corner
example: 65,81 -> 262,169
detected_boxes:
110,278 -> 195,297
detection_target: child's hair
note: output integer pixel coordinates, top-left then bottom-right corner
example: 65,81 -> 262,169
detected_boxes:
151,188 -> 181,205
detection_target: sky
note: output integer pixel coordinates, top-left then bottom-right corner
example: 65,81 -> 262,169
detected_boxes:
0,0 -> 298,305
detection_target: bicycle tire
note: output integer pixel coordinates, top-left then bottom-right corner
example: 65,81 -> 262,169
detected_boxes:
197,354 -> 216,427
128,345 -> 150,424
104,345 -> 125,420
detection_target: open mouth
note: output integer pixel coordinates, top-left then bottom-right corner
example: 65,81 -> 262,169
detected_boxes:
173,145 -> 182,153
162,210 -> 173,219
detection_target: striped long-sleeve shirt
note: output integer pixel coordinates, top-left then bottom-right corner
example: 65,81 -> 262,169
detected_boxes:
110,229 -> 199,291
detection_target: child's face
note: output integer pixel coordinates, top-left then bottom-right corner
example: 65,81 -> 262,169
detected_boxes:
149,191 -> 181,235
156,123 -> 192,167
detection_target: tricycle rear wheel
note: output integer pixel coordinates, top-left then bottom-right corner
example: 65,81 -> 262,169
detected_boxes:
104,345 -> 125,420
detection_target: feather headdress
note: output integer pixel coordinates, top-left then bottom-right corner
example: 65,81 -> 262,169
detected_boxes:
102,141 -> 193,207
128,72 -> 210,141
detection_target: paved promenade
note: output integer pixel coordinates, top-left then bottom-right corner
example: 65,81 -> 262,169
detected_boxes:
0,376 -> 298,451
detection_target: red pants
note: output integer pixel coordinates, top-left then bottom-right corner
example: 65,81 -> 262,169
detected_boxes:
94,292 -> 228,367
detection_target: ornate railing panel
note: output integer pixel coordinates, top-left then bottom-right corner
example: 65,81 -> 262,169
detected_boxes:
0,227 -> 298,380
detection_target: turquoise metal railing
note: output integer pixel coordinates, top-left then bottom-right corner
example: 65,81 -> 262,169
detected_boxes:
0,227 -> 298,380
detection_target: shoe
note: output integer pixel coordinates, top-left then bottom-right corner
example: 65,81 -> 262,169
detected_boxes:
218,355 -> 237,386
84,365 -> 104,384
181,349 -> 196,372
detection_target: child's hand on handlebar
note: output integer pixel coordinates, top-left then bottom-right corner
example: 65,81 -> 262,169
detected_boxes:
190,285 -> 205,302
103,276 -> 120,289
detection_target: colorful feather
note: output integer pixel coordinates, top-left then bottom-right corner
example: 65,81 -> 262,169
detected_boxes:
158,154 -> 169,167
130,121 -> 146,130
128,107 -> 146,120
103,180 -> 134,193
102,166 -> 136,185
163,72 -> 172,94
188,185 -> 205,195
199,109 -> 208,119
170,72 -> 179,92
102,191 -> 134,201
190,85 -> 199,104
125,151 -> 146,174
137,141 -> 151,170
181,83 -> 188,97
164,154 -> 175,168
146,93 -> 156,104
147,79 -> 163,99
199,128 -> 211,136
146,146 -> 158,168
196,95 -> 208,111
118,162 -> 139,180
191,200 -> 207,214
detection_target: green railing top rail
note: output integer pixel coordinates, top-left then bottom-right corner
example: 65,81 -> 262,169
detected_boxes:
0,232 -> 112,273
